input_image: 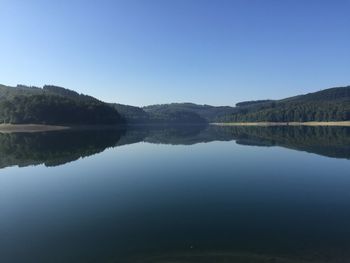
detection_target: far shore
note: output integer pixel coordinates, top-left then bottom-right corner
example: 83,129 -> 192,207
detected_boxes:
211,121 -> 350,127
1,121 -> 350,133
0,123 -> 129,133
0,124 -> 70,133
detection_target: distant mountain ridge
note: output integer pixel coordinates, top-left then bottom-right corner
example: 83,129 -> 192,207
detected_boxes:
0,84 -> 349,125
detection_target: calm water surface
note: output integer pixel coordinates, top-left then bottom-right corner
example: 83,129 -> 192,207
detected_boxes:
1,126 -> 350,263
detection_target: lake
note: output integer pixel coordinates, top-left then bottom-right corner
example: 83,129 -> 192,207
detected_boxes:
1,125 -> 350,263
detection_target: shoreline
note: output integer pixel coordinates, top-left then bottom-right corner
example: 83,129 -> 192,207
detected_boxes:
0,124 -> 70,133
0,123 -> 128,133
211,121 -> 350,127
1,121 -> 349,133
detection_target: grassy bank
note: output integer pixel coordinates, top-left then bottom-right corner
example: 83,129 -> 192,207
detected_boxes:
211,121 -> 350,127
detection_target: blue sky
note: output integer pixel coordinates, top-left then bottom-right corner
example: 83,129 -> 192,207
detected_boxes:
1,0 -> 349,106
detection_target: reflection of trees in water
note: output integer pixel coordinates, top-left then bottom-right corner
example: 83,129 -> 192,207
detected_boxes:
0,129 -> 125,168
0,125 -> 349,169
219,126 -> 350,159
131,125 -> 350,159
116,124 -> 209,146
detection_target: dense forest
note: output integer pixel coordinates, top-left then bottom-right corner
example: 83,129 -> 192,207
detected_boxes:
143,103 -> 235,122
0,84 -> 207,125
141,86 -> 350,123
111,103 -> 150,124
0,84 -> 125,125
219,86 -> 350,122
111,103 -> 208,124
0,84 -> 349,125
138,86 -> 350,123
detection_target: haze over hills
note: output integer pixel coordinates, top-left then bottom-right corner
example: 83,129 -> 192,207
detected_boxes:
0,84 -> 349,126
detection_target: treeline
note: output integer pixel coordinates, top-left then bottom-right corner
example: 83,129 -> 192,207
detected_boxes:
0,84 -> 208,125
140,86 -> 350,123
112,103 -> 208,124
218,101 -> 350,122
143,103 -> 235,122
220,86 -> 350,122
0,94 -> 124,125
111,103 -> 150,124
147,108 -> 206,124
0,85 -> 125,125
0,84 -> 349,125
43,85 -> 98,102
236,100 -> 273,107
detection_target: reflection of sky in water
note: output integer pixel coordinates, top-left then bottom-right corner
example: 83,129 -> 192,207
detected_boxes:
1,139 -> 350,262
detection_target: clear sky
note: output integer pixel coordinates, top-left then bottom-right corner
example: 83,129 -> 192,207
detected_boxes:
1,0 -> 349,106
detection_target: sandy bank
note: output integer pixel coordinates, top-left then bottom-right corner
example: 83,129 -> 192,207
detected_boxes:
211,121 -> 350,127
0,124 -> 70,133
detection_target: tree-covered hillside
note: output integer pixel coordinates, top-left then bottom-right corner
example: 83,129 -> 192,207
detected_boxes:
147,108 -> 207,124
143,103 -> 235,122
0,84 -> 125,125
221,86 -> 350,122
1,84 -> 349,125
110,103 -> 150,124
0,84 -> 208,125
142,86 -> 350,123
112,103 -> 208,124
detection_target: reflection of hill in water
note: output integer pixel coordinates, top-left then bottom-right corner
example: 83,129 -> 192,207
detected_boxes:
0,125 -> 349,169
0,129 -> 125,168
127,125 -> 350,159
226,126 -> 350,159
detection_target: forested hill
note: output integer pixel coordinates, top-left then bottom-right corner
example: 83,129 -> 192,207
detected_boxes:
221,86 -> 350,122
141,86 -> 350,123
111,103 -> 207,124
0,84 -> 207,126
1,84 -> 349,125
0,84 -> 125,125
143,103 -> 235,122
